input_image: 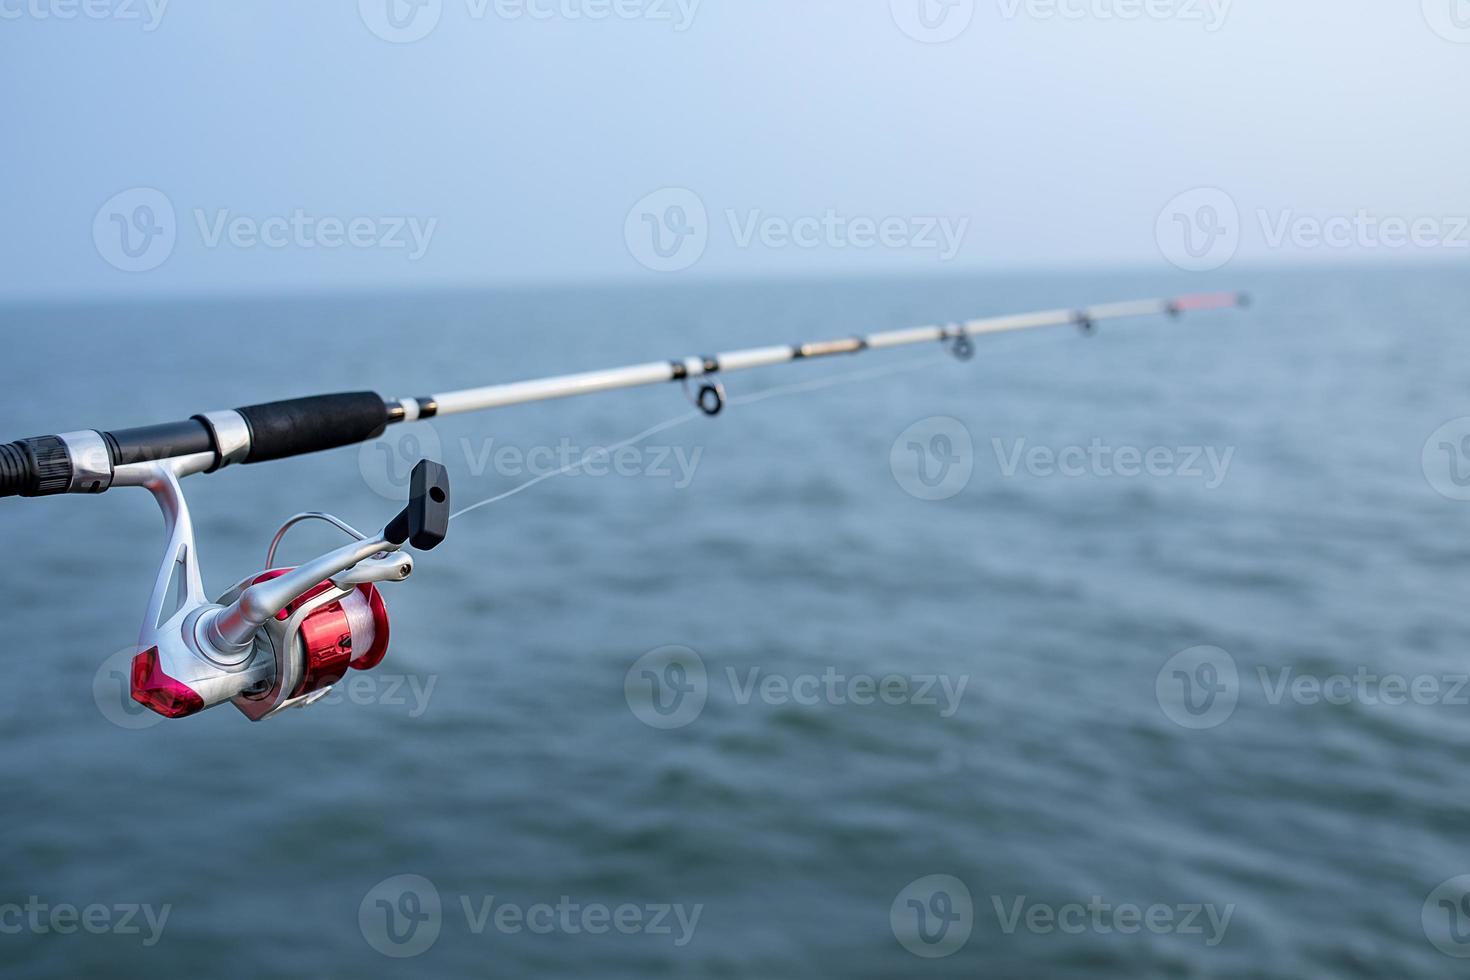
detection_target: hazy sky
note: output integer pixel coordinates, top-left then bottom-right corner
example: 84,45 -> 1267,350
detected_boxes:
1,0 -> 1466,299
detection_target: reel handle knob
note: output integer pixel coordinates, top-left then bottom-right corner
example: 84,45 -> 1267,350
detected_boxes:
383,459 -> 450,552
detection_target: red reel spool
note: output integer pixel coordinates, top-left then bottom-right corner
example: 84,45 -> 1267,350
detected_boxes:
250,569 -> 392,699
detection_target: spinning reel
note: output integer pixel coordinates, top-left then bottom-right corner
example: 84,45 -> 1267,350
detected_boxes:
129,457 -> 450,721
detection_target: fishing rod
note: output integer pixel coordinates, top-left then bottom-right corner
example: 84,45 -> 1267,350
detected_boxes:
0,290 -> 1246,722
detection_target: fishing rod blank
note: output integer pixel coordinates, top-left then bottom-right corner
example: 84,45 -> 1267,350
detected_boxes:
0,291 -> 1245,499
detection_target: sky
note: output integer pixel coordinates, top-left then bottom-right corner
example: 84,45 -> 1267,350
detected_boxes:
0,0 -> 1466,300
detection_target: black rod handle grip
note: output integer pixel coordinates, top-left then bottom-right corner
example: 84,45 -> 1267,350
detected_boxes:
0,438 -> 67,498
236,392 -> 390,464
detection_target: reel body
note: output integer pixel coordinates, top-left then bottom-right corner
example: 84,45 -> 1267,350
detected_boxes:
127,459 -> 449,722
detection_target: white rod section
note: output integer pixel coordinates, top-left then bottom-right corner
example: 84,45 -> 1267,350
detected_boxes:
424,292 -> 1245,419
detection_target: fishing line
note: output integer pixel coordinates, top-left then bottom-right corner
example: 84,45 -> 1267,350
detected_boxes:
449,410 -> 704,521
448,352 -> 948,521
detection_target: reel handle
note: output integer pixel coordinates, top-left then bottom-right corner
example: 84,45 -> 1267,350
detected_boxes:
203,459 -> 450,656
383,460 -> 451,551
